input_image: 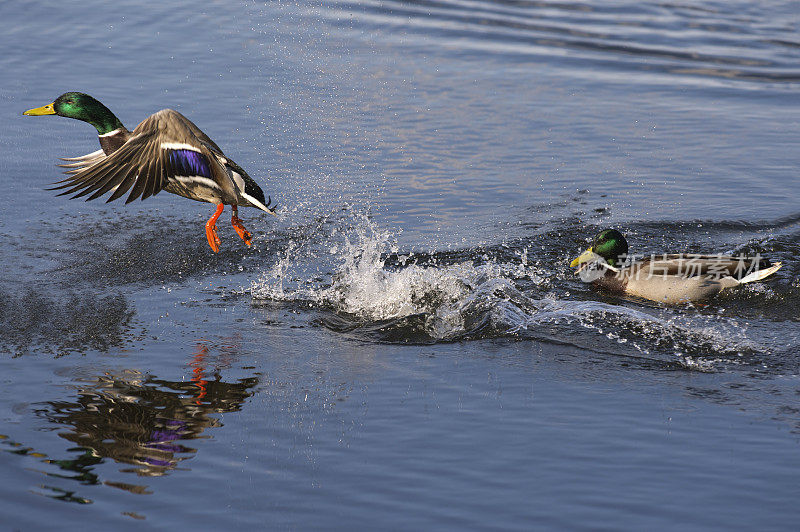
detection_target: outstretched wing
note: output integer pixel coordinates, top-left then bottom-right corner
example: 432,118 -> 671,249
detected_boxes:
171,113 -> 224,154
50,109 -> 233,204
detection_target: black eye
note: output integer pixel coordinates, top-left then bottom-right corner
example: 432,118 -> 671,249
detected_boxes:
65,100 -> 74,104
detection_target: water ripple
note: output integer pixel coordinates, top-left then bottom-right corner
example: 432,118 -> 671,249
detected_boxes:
313,0 -> 800,84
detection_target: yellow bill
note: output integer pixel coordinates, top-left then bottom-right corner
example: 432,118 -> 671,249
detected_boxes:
570,247 -> 597,268
23,102 -> 56,116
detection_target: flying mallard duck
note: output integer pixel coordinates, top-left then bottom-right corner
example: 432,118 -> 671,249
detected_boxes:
23,92 -> 276,253
570,229 -> 782,304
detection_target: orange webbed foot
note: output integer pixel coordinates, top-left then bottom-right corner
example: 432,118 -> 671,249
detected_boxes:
231,214 -> 252,247
205,223 -> 221,253
205,204 -> 225,253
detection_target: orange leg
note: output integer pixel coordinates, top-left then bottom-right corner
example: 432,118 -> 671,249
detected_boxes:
205,203 -> 224,253
231,206 -> 252,247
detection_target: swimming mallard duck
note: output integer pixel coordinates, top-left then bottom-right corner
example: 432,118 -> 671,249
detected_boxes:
23,92 -> 276,253
570,229 -> 782,304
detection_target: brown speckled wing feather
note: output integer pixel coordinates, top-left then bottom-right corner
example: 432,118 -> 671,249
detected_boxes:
632,254 -> 768,280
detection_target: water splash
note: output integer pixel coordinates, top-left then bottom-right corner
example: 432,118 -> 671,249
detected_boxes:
253,214 -> 544,340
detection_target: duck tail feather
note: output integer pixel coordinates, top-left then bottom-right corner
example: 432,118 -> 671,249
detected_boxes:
738,262 -> 782,284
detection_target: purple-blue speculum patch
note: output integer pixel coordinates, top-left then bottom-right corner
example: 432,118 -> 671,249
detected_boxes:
168,149 -> 212,178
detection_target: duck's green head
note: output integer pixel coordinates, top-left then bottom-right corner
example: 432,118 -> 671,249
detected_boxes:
570,228 -> 629,269
24,92 -> 124,135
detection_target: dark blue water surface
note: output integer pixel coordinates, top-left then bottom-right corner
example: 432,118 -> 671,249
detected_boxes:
2,0 -> 800,529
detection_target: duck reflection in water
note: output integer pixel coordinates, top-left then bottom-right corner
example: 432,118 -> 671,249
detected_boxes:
33,342 -> 258,491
